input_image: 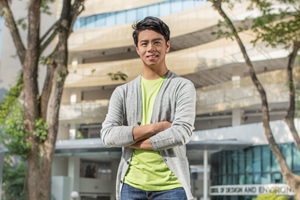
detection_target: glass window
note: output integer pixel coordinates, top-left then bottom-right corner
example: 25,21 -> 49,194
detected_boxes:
116,11 -> 126,25
227,175 -> 232,185
106,12 -> 116,26
126,9 -> 137,23
85,15 -> 96,29
271,149 -> 280,172
95,14 -> 106,27
272,173 -> 281,183
148,4 -> 159,17
292,143 -> 300,170
159,1 -> 171,17
78,18 -> 86,29
238,150 -> 245,173
232,151 -> 238,174
171,0 -> 182,14
246,173 -> 252,184
182,0 -> 195,10
281,143 -> 292,169
73,20 -> 80,29
253,146 -> 261,172
227,152 -> 232,174
253,174 -> 261,184
218,175 -> 222,185
222,151 -> 227,174
137,7 -> 148,20
261,173 -> 271,184
262,145 -> 271,172
222,175 -> 227,185
239,174 -> 245,185
246,149 -> 252,173
232,175 -> 238,184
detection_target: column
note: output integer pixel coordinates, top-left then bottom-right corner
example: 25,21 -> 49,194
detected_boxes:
203,150 -> 208,200
232,66 -> 244,126
110,160 -> 119,200
232,108 -> 243,126
68,157 -> 80,200
69,124 -> 77,140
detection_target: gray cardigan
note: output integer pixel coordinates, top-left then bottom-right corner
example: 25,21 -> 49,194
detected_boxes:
100,70 -> 196,200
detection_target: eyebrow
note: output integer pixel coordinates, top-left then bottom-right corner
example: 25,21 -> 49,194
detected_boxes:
140,38 -> 163,43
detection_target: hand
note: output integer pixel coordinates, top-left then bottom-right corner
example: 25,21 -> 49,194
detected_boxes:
129,139 -> 153,150
155,121 -> 172,132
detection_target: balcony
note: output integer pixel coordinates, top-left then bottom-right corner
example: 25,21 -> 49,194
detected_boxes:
196,67 -> 295,114
61,68 -> 298,122
59,100 -> 109,124
192,118 -> 300,145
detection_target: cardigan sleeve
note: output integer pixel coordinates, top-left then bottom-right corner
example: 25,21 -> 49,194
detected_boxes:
150,81 -> 196,150
100,87 -> 135,147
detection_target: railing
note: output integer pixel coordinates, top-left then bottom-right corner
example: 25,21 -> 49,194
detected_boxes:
59,100 -> 109,124
61,68 -> 297,122
196,68 -> 294,114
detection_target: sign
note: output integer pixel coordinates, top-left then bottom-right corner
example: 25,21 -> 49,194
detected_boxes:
210,184 -> 294,196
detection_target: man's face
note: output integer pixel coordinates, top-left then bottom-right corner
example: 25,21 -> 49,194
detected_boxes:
135,30 -> 170,69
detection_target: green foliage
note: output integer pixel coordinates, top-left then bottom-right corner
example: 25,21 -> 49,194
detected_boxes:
41,0 -> 55,15
0,73 -> 23,125
107,71 -> 128,81
210,0 -> 300,49
253,190 -> 290,200
16,16 -> 27,31
0,73 -> 30,159
33,118 -> 48,142
0,103 -> 31,159
2,157 -> 27,200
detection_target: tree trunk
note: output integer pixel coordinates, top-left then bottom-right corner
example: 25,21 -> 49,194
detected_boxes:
284,41 -> 300,152
212,0 -> 300,196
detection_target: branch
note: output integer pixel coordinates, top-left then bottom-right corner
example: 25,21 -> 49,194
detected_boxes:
69,0 -> 84,35
40,29 -> 58,55
40,20 -> 59,44
0,0 -> 26,64
212,0 -> 299,189
284,40 -> 300,152
40,63 -> 56,120
39,20 -> 60,55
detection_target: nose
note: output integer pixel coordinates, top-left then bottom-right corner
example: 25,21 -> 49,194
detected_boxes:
147,43 -> 155,52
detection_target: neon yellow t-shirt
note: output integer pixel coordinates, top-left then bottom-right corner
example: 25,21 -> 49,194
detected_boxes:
123,75 -> 182,191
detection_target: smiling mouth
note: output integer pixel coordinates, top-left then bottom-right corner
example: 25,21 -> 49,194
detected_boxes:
147,55 -> 158,60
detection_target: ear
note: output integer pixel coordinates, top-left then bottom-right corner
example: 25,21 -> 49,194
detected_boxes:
166,40 -> 170,53
135,45 -> 140,56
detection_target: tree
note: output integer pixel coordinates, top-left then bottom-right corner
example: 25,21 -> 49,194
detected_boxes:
0,0 -> 84,199
211,0 -> 300,198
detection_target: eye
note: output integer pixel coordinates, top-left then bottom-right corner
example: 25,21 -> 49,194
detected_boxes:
141,43 -> 147,46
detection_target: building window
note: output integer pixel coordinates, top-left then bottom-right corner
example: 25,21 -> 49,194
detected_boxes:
80,160 -> 111,180
73,0 -> 207,30
211,143 -> 300,186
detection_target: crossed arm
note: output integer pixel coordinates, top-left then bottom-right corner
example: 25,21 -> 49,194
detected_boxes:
129,121 -> 172,150
101,82 -> 196,151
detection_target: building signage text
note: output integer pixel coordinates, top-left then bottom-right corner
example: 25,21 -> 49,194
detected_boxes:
210,184 -> 294,196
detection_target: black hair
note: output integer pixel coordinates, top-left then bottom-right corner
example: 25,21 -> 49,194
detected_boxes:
132,16 -> 170,46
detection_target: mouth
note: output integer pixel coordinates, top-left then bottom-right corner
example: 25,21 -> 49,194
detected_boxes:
146,55 -> 158,61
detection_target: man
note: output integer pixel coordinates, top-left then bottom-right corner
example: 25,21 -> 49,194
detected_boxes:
100,16 -> 196,200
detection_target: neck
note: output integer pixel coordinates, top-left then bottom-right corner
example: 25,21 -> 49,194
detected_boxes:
142,63 -> 168,80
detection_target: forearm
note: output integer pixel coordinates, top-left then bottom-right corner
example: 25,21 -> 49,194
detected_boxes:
129,138 -> 153,150
132,121 -> 171,142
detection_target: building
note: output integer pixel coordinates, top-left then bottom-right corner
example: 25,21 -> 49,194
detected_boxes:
1,0 -> 299,200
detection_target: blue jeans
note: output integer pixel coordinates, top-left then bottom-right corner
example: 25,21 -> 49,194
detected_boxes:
121,183 -> 187,200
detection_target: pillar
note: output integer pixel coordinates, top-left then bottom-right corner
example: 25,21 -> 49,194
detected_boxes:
68,157 -> 80,200
232,108 -> 243,126
110,160 -> 119,200
203,150 -> 208,200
